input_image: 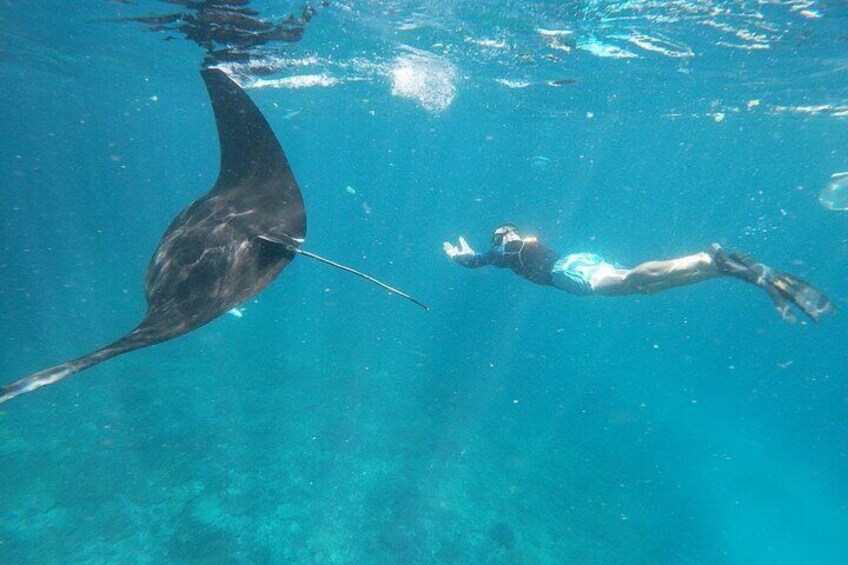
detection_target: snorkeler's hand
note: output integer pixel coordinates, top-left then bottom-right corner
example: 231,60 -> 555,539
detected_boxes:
443,236 -> 476,259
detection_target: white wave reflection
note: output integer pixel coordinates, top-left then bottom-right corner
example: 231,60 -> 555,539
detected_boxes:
466,37 -> 508,50
770,104 -> 848,118
495,79 -> 532,89
577,37 -> 638,59
619,32 -> 694,58
250,74 -> 339,89
562,0 -> 820,58
662,101 -> 848,121
537,28 -> 573,38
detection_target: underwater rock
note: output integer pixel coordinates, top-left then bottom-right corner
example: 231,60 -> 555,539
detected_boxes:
488,521 -> 516,549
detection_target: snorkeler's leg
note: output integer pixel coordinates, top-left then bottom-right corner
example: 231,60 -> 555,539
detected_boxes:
592,252 -> 719,295
710,245 -> 834,323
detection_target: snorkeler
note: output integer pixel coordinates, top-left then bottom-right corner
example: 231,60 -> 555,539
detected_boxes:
443,224 -> 834,323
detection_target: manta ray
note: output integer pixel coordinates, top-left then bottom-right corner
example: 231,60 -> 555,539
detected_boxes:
0,68 -> 426,405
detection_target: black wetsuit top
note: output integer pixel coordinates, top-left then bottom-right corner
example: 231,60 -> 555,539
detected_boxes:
455,238 -> 560,286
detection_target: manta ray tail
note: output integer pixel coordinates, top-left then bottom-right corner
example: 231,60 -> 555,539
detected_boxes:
295,248 -> 430,311
257,235 -> 429,311
0,334 -> 144,404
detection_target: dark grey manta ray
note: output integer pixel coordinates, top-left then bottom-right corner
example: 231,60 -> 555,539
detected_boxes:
0,68 -> 426,405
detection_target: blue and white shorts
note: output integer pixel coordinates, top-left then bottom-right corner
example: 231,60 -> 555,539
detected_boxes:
551,253 -> 617,296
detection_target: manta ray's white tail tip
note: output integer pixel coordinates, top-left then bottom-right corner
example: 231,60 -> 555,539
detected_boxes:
0,366 -> 73,404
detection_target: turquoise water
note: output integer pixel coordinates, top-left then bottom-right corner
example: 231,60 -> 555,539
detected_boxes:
2,1 -> 847,562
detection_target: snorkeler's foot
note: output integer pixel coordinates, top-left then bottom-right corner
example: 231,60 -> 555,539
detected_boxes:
708,244 -> 764,285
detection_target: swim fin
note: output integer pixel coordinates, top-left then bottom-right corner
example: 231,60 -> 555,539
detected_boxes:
710,244 -> 834,323
765,269 -> 834,323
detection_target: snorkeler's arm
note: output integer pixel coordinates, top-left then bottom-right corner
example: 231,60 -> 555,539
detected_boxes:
453,250 -> 494,268
443,237 -> 493,268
